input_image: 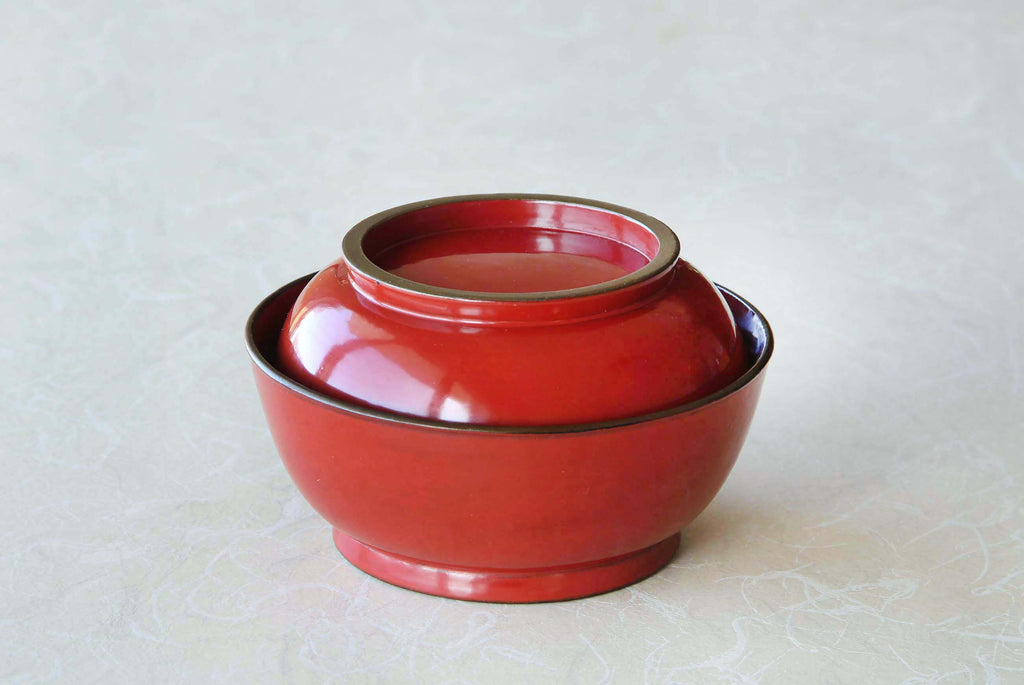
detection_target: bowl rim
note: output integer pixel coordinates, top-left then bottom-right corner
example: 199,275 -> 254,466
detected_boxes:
245,273 -> 774,435
342,193 -> 680,302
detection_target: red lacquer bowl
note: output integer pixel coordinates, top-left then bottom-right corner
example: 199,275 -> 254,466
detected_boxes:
246,204 -> 773,602
276,195 -> 748,426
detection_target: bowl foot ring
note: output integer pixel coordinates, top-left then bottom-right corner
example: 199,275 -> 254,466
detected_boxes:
332,529 -> 680,603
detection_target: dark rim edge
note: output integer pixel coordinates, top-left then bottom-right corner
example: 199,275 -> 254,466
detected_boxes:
341,193 -> 681,303
244,273 -> 774,435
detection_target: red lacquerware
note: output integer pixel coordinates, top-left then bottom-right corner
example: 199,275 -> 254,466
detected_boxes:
277,195 -> 746,426
246,194 -> 773,603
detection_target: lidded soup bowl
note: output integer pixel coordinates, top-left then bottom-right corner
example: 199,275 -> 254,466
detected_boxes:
246,194 -> 773,602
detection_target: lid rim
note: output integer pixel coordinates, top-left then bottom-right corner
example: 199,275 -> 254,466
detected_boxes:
341,193 -> 681,304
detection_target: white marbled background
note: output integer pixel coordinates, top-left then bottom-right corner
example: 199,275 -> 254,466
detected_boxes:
3,1 -> 1023,682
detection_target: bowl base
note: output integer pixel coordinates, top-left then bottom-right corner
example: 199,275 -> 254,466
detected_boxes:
332,529 -> 680,603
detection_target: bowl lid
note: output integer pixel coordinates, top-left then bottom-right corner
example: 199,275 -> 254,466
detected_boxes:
275,194 -> 748,426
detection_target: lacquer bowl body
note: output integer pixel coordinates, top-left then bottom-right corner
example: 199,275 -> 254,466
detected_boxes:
246,273 -> 772,602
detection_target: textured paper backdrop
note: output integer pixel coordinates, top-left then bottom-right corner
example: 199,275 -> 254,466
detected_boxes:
3,1 -> 1022,682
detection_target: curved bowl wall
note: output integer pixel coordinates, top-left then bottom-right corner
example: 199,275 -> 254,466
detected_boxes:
247,274 -> 773,602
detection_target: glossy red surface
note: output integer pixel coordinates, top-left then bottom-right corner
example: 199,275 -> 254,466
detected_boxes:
277,196 -> 746,426
247,274 -> 773,602
377,227 -> 648,292
332,530 -> 681,603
